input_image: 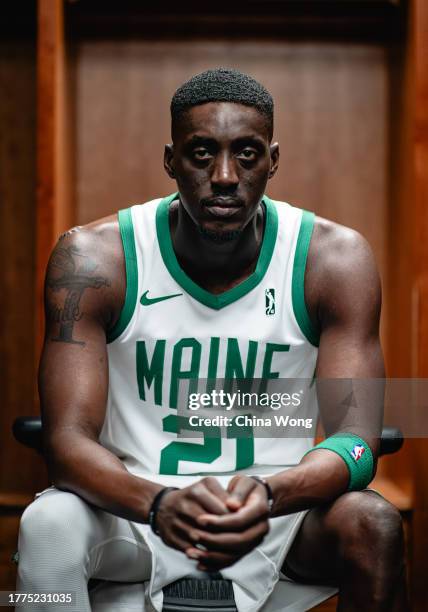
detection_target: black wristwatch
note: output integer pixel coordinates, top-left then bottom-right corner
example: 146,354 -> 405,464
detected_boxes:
251,475 -> 274,513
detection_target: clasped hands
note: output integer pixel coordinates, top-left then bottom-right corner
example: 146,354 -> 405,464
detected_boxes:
155,475 -> 270,572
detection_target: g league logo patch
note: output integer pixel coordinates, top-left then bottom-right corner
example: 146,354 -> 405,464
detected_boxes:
265,288 -> 275,316
350,444 -> 365,461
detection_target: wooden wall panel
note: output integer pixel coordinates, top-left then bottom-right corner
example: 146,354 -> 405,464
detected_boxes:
36,0 -> 75,357
0,0 -> 425,601
16,0 -> 425,601
381,0 -> 428,607
0,40 -> 40,497
73,41 -> 389,298
72,37 -> 397,459
72,35 -> 428,599
0,36 -> 38,591
409,0 -> 428,606
377,2 -> 415,500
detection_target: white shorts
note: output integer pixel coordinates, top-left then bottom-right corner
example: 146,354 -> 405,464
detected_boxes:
21,476 -> 338,612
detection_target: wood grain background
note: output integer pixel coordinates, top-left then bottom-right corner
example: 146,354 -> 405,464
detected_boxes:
1,0 -> 427,608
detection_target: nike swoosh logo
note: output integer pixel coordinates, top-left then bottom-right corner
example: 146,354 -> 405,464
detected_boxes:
140,290 -> 183,306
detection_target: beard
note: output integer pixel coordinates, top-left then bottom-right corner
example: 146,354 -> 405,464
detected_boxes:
198,226 -> 243,243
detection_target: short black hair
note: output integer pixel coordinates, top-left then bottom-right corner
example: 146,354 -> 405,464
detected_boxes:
171,68 -> 274,139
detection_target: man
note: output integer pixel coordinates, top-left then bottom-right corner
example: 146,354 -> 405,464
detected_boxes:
18,68 -> 407,611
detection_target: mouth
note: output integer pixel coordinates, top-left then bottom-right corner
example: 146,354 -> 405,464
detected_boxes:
202,198 -> 243,219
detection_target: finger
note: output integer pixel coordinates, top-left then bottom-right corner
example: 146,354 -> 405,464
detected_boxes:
189,479 -> 229,515
202,476 -> 230,505
162,526 -> 194,554
184,546 -> 240,570
175,498 -> 209,525
161,514 -> 206,552
198,493 -> 268,531
195,550 -> 244,571
226,476 -> 258,510
187,520 -> 269,553
171,517 -> 204,547
169,517 -> 251,556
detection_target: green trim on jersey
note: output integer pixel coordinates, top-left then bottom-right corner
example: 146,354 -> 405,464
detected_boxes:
107,208 -> 138,343
292,210 -> 320,347
156,193 -> 278,310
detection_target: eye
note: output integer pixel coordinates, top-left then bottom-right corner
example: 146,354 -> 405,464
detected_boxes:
192,148 -> 213,161
237,148 -> 258,162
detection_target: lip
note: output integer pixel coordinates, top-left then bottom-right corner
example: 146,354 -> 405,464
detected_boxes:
203,198 -> 244,218
204,205 -> 242,218
204,198 -> 242,208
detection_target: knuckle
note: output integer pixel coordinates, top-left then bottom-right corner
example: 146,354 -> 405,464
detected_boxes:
190,483 -> 204,498
179,500 -> 193,517
190,530 -> 201,542
201,532 -> 213,545
171,517 -> 184,532
225,535 -> 238,548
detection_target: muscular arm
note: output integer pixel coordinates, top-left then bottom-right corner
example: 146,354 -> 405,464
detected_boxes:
182,219 -> 384,570
40,220 -> 231,551
39,221 -> 163,523
267,218 -> 384,516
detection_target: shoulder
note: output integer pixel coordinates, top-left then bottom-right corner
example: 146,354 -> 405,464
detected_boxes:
305,215 -> 381,331
45,213 -> 125,332
50,214 -> 124,292
309,216 -> 377,278
56,213 -> 122,259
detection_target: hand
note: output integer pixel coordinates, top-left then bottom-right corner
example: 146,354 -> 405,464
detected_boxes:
185,475 -> 270,571
155,476 -> 230,554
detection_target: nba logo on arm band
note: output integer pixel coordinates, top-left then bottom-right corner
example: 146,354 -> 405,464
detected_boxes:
304,433 -> 374,491
351,443 -> 365,461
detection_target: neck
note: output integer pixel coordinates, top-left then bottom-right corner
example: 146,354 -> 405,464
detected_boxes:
169,200 -> 265,291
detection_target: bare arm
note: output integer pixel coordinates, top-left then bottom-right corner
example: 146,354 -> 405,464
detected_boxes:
39,222 -> 163,523
201,219 -> 384,536
40,220 -> 233,551
181,219 -> 384,572
267,218 -> 384,515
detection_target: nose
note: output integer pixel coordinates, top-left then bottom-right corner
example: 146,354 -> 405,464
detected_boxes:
211,152 -> 239,190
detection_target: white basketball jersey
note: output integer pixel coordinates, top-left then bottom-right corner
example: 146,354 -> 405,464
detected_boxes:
100,193 -> 320,477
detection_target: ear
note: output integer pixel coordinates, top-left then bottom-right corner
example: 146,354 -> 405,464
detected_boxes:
268,143 -> 279,179
164,144 -> 175,179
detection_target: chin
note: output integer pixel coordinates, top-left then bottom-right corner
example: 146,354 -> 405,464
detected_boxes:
198,226 -> 243,244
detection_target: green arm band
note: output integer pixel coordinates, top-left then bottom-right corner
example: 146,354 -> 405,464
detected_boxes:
304,433 -> 374,491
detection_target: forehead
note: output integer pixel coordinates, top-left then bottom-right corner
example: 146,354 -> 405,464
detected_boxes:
173,102 -> 270,142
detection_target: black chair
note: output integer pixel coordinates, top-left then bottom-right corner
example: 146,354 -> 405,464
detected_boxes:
12,417 -> 404,457
12,417 -> 404,611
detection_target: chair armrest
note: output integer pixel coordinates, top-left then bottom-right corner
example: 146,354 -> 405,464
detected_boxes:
12,418 -> 404,458
378,427 -> 404,456
12,416 -> 43,453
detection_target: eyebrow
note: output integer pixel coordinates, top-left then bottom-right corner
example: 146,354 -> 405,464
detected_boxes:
185,136 -> 217,147
184,135 -> 266,149
232,136 -> 266,151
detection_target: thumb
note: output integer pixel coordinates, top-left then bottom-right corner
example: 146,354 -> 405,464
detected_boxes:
226,476 -> 256,510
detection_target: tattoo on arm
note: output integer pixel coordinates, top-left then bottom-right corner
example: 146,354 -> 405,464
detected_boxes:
47,245 -> 110,346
